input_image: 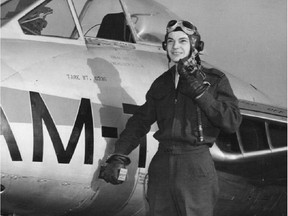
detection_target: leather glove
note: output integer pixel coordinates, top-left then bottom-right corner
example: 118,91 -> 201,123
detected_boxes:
177,55 -> 199,77
177,57 -> 210,99
102,154 -> 131,185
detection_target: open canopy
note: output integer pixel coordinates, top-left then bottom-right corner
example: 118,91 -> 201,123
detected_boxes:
1,0 -> 180,46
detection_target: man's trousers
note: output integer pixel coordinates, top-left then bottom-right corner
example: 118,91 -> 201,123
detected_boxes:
147,145 -> 219,216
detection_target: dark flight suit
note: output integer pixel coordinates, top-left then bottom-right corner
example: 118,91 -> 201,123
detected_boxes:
114,65 -> 242,216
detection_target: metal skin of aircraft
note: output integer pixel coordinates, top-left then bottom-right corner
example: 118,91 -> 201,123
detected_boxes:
0,0 -> 287,216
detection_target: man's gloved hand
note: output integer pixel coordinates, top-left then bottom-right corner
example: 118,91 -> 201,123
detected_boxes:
177,55 -> 199,77
102,154 -> 131,185
177,57 -> 210,99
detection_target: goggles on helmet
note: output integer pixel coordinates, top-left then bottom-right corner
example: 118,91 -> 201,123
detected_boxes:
166,20 -> 197,35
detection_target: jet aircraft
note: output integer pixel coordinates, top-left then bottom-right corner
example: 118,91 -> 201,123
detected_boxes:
0,0 -> 287,215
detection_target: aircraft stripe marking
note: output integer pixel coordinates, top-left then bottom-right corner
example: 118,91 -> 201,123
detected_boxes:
123,103 -> 139,114
0,107 -> 22,161
101,126 -> 118,138
122,103 -> 147,168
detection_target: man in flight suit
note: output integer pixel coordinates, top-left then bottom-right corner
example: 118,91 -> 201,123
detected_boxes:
102,20 -> 242,216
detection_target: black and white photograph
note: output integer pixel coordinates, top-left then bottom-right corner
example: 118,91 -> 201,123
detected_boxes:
1,0 -> 287,215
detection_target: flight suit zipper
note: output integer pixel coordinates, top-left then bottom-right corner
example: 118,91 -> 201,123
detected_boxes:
196,106 -> 204,142
173,78 -> 204,142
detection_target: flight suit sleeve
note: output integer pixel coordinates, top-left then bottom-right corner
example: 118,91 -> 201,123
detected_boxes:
114,84 -> 158,155
196,72 -> 242,133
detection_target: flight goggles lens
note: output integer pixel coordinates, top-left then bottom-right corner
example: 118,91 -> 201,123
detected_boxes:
166,20 -> 196,35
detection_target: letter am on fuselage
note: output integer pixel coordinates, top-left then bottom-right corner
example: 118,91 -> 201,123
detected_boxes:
0,0 -> 286,216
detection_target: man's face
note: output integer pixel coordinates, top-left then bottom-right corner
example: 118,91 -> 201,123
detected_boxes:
167,31 -> 191,63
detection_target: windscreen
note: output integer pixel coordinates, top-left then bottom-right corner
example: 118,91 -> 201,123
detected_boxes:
121,0 -> 180,45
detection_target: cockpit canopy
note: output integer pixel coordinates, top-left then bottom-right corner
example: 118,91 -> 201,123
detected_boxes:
1,0 -> 180,46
